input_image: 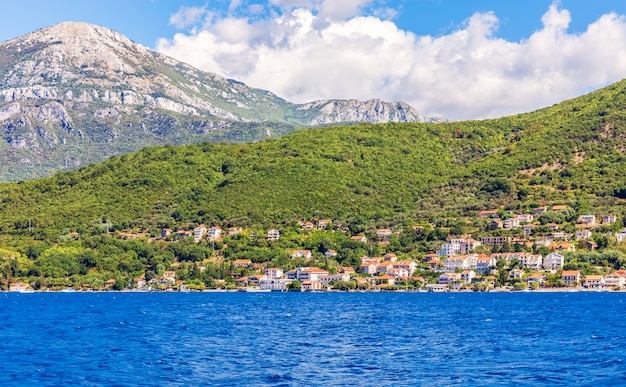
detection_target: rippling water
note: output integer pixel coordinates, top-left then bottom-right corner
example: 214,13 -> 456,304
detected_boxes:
1,292 -> 625,386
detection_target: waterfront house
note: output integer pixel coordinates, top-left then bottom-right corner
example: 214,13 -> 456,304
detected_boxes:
604,273 -> 625,288
260,278 -> 291,291
376,274 -> 395,286
298,267 -> 329,281
9,282 -> 32,292
561,270 -> 581,285
301,280 -> 322,291
163,271 -> 176,283
527,273 -> 545,286
510,269 -> 525,280
248,275 -> 267,285
104,279 -> 116,289
583,275 -> 605,289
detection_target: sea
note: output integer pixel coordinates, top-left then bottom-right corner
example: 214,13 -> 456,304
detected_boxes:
1,291 -> 625,386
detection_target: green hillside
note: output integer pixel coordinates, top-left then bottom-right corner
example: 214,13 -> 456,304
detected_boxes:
1,79 -> 626,239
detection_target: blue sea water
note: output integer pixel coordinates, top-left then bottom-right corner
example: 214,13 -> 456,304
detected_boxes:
1,292 -> 625,386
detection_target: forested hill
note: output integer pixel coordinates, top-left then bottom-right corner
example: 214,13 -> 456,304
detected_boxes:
2,78 -> 626,238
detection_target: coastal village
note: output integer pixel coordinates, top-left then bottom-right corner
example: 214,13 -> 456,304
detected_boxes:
6,204 -> 626,293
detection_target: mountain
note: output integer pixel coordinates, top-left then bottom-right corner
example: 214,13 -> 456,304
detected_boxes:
0,22 -> 442,182
1,78 -> 625,237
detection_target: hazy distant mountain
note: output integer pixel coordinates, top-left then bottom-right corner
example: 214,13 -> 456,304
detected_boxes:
0,22 -> 442,181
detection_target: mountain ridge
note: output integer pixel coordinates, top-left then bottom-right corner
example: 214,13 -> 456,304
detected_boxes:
0,22 -> 443,181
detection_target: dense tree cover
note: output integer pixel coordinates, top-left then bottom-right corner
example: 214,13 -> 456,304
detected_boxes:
2,79 -> 626,286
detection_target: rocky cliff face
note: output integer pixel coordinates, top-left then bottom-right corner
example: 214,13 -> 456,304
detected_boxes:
0,22 -> 443,181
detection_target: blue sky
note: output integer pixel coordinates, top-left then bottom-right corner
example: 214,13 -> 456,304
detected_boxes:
3,0 -> 626,119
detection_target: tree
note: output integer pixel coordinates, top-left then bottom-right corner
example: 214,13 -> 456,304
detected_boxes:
289,279 -> 301,290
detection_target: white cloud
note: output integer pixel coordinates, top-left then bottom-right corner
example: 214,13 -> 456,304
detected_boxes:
157,2 -> 626,120
169,6 -> 208,29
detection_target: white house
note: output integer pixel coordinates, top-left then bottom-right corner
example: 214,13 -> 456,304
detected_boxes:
543,253 -> 564,270
604,273 -> 625,288
208,226 -> 222,241
193,225 -> 207,242
267,229 -> 280,241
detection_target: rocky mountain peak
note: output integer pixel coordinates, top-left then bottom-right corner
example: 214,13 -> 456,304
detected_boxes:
0,22 -> 444,182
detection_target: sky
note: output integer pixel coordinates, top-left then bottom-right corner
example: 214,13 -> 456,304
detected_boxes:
3,1 -> 626,120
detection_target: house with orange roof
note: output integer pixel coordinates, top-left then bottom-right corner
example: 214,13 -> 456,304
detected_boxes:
350,235 -> 368,243
376,229 -> 393,239
291,250 -> 312,259
583,275 -> 605,289
234,259 -> 252,268
386,267 -> 409,278
376,274 -> 395,286
301,221 -> 315,230
301,280 -> 322,291
324,249 -> 338,258
297,267 -> 329,281
339,266 -> 356,274
9,282 -> 32,292
562,270 -> 581,286
383,253 -> 397,262
360,263 -> 378,275
394,260 -> 417,275
527,273 -> 545,286
551,205 -> 568,211
426,259 -> 441,270
549,241 -> 576,252
376,261 -> 394,274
